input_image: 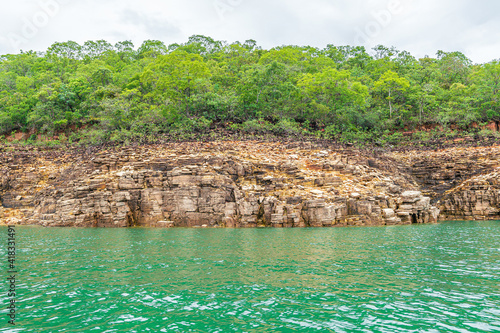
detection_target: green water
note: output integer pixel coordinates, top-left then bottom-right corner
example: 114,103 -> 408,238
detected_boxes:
1,222 -> 499,332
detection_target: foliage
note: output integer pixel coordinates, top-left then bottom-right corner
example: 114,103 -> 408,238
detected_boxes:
231,119 -> 274,134
0,36 -> 499,144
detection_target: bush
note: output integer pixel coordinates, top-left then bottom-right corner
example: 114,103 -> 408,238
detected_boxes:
272,119 -> 301,136
412,131 -> 431,142
0,113 -> 15,134
383,131 -> 404,144
478,128 -> 500,138
68,131 -> 82,144
53,119 -> 68,130
322,124 -> 341,139
170,116 -> 212,134
109,128 -> 140,144
339,130 -> 374,144
78,128 -> 108,145
188,92 -> 239,121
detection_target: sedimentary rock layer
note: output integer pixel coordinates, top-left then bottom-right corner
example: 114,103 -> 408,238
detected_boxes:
389,146 -> 500,220
2,141 -> 498,227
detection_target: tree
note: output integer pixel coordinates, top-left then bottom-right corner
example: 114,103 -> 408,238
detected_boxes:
336,46 -> 372,70
372,45 -> 399,60
140,50 -> 211,115
183,35 -> 224,56
374,70 -> 410,118
2,36 -> 500,141
298,68 -> 368,114
46,41 -> 82,60
323,44 -> 347,64
137,40 -> 167,58
407,83 -> 436,124
471,61 -> 500,119
259,46 -> 307,66
238,61 -> 297,119
82,40 -> 113,60
114,41 -> 136,62
436,50 -> 472,88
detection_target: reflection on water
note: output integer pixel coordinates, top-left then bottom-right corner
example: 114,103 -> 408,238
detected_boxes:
1,221 -> 499,332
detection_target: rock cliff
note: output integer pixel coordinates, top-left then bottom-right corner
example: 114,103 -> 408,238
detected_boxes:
389,146 -> 500,221
1,141 -> 498,227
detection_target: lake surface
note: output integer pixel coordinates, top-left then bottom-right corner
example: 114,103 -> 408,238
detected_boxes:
1,221 -> 499,332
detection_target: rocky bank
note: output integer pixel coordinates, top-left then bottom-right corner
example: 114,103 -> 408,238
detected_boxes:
1,141 -> 499,228
390,146 -> 500,221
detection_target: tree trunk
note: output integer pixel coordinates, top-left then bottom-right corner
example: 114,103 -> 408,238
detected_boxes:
419,102 -> 423,124
388,89 -> 392,118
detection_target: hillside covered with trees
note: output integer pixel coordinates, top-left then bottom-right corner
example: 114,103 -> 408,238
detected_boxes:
1,35 -> 499,144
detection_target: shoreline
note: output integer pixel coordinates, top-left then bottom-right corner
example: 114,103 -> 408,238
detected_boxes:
1,220 -> 490,228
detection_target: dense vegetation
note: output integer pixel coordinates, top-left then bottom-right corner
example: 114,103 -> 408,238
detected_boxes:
1,35 -> 499,144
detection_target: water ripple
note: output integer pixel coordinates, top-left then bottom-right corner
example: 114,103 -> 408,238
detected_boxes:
0,221 -> 498,332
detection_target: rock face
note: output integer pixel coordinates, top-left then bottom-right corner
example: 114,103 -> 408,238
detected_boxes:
0,141 -> 460,228
439,172 -> 500,220
392,146 -> 500,196
389,145 -> 500,221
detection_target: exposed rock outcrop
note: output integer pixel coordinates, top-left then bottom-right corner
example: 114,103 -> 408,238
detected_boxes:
439,171 -> 500,220
389,145 -> 500,221
0,142 -> 441,227
4,141 -> 499,227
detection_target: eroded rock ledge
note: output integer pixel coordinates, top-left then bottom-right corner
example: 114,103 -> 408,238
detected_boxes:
1,141 -> 498,227
389,146 -> 500,221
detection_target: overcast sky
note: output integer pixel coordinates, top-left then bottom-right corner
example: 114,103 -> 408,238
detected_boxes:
1,0 -> 499,63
